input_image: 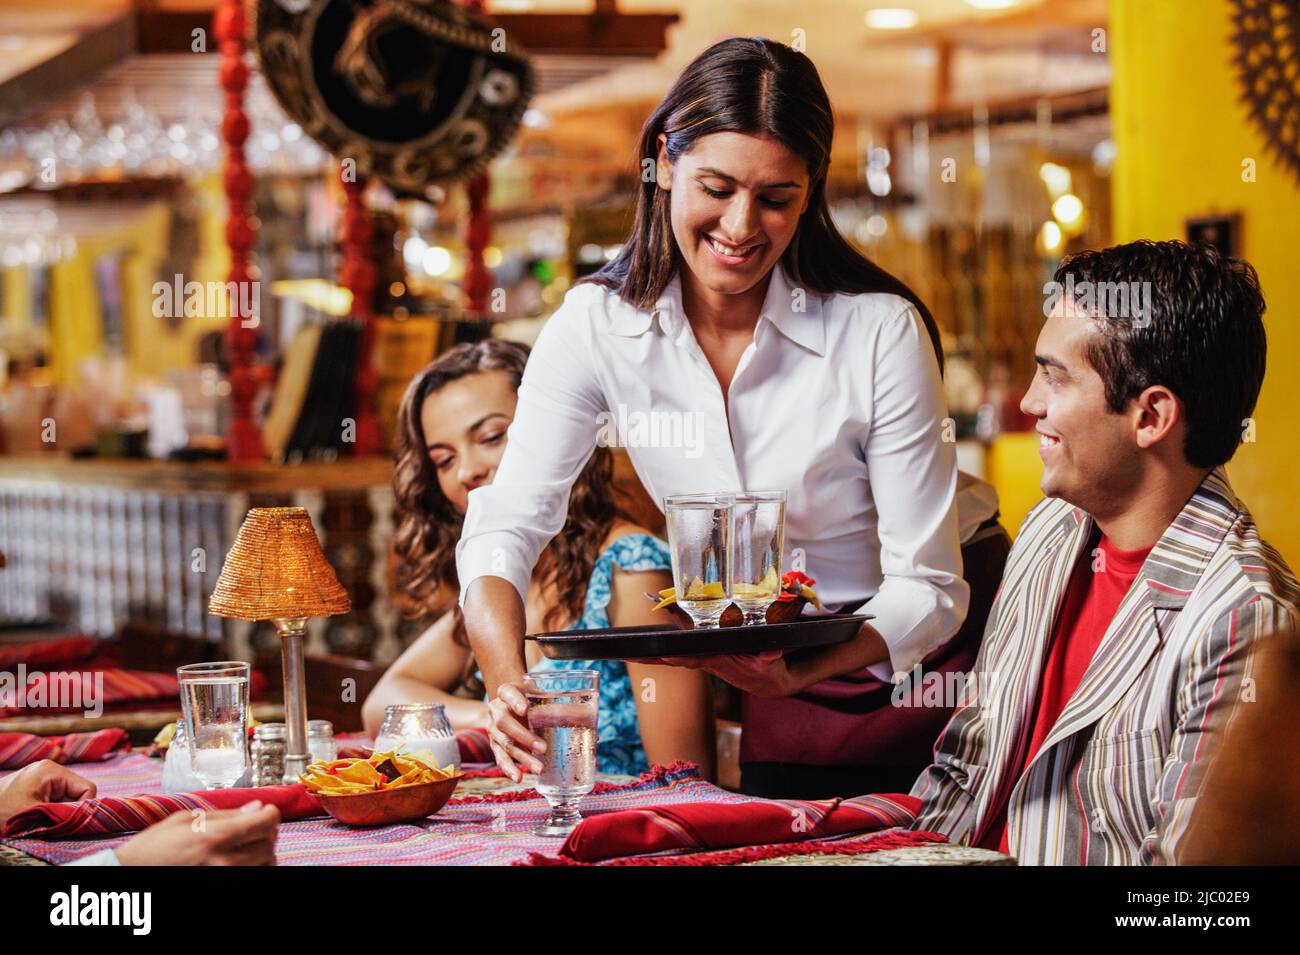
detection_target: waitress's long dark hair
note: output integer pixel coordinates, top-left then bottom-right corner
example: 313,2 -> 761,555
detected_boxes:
579,36 -> 943,372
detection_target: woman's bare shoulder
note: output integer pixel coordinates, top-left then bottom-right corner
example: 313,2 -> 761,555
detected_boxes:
600,521 -> 663,552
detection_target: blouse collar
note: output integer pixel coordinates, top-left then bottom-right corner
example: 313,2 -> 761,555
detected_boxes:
611,262 -> 825,356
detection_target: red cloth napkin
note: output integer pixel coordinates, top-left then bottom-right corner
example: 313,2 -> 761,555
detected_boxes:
559,791 -> 922,863
0,729 -> 130,770
2,784 -> 322,839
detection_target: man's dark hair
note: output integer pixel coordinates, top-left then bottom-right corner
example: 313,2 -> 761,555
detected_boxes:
1054,239 -> 1267,468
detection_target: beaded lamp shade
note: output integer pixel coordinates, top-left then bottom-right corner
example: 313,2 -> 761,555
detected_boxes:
209,507 -> 352,622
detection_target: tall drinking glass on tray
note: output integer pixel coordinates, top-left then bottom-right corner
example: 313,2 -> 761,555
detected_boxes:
665,492 -> 734,629
732,490 -> 786,626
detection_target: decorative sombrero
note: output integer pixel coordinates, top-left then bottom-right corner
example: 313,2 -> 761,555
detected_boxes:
254,0 -> 535,194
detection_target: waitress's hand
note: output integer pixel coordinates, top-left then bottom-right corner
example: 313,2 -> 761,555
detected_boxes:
487,682 -> 546,783
463,576 -> 544,782
644,650 -> 798,699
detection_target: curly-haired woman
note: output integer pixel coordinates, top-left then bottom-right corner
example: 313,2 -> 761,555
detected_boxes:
362,340 -> 715,779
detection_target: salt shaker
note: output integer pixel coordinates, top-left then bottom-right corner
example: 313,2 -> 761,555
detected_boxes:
251,723 -> 287,787
307,719 -> 336,762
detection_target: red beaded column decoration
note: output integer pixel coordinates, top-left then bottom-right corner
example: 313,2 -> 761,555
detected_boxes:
461,0 -> 492,318
215,0 -> 265,462
339,174 -> 381,456
464,173 -> 491,317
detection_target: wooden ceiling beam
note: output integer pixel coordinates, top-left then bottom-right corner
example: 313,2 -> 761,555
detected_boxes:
902,86 -> 1108,134
135,9 -> 679,57
0,14 -> 135,128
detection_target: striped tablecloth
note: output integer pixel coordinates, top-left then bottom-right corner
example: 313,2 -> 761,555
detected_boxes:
0,751 -> 964,866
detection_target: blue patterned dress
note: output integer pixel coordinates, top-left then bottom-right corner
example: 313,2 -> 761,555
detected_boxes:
484,533 -> 671,776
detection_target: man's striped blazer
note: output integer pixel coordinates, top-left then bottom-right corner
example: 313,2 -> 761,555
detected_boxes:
910,468 -> 1299,864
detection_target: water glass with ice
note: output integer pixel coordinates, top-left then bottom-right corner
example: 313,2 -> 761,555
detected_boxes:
177,661 -> 250,789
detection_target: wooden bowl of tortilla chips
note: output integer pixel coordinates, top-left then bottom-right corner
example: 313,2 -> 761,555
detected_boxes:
301,750 -> 462,827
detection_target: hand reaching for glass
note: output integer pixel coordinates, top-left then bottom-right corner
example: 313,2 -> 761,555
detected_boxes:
487,671 -> 602,839
486,681 -> 546,782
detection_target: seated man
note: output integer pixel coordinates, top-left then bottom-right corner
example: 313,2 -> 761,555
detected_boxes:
911,239 -> 1299,864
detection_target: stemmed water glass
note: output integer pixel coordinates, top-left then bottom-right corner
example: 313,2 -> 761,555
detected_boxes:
177,661 -> 250,790
524,670 -> 600,837
732,491 -> 787,626
665,492 -> 734,629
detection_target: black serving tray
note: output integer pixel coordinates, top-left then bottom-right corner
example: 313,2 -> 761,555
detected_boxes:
527,613 -> 872,660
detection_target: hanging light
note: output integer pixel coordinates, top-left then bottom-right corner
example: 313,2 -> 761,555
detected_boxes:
865,8 -> 919,30
402,234 -> 428,271
1038,162 -> 1073,199
1092,139 -> 1117,173
866,145 -> 892,196
422,246 -> 452,277
1052,194 -> 1086,233
867,166 -> 892,196
1037,221 -> 1063,256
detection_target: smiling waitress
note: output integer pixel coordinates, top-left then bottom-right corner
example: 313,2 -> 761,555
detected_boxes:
456,37 -> 1002,796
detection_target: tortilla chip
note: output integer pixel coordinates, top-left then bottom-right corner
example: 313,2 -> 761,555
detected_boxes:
336,761 -> 384,785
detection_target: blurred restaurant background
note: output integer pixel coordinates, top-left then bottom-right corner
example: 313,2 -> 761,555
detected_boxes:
0,0 -> 1296,712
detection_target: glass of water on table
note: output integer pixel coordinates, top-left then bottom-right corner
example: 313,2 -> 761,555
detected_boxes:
524,670 -> 600,837
177,661 -> 250,789
665,492 -> 735,628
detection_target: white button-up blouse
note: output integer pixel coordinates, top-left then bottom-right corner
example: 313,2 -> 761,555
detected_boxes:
456,263 -> 996,680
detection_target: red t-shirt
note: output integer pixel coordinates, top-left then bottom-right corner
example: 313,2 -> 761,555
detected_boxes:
977,530 -> 1153,853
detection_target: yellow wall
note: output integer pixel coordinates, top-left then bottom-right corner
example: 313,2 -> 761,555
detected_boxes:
1,172 -> 232,387
1,267 -> 31,332
1110,0 -> 1300,566
987,432 -> 1044,538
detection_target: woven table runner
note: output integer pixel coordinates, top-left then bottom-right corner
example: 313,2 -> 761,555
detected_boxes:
2,752 -> 941,866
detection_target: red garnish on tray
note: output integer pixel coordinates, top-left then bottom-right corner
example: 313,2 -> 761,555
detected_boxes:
781,570 -> 816,589
776,570 -> 818,605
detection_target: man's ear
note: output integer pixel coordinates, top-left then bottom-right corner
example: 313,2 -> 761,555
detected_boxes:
655,133 -> 672,189
1133,384 -> 1182,451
